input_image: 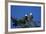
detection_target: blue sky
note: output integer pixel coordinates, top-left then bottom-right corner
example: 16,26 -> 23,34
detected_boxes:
11,5 -> 41,21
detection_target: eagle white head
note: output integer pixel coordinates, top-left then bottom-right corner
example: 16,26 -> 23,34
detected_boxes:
30,13 -> 32,15
25,14 -> 27,16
